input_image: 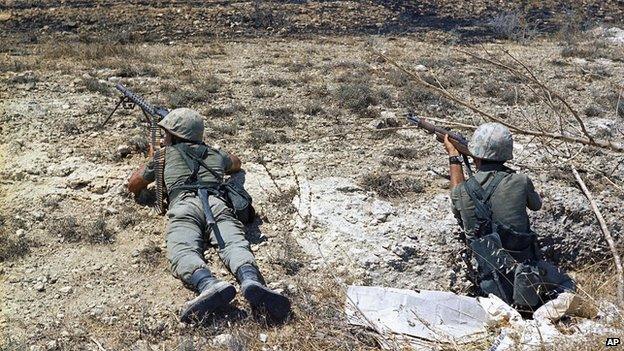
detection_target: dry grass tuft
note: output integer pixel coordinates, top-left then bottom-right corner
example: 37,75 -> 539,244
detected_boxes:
0,229 -> 32,262
261,107 -> 296,127
83,77 -> 111,96
335,83 -> 378,113
247,130 -> 289,149
360,172 -> 424,198
48,215 -> 115,244
84,215 -> 115,244
386,147 -> 422,160
42,43 -> 139,61
48,216 -> 82,243
206,104 -> 246,118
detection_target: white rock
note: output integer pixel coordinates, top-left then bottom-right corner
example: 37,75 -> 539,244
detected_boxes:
259,333 -> 268,343
211,333 -> 233,348
59,286 -> 73,294
34,282 -> 45,292
605,27 -> 624,44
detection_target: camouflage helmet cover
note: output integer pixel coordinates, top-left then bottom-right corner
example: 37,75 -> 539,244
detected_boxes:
157,108 -> 204,143
468,122 -> 513,161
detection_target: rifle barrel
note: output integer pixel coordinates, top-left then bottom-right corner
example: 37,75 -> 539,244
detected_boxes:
115,84 -> 169,120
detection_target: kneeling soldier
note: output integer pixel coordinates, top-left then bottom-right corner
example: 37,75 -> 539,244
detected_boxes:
443,122 -> 574,311
128,108 -> 291,323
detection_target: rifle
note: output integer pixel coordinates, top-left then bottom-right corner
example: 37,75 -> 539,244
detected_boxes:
102,84 -> 170,214
406,114 -> 473,177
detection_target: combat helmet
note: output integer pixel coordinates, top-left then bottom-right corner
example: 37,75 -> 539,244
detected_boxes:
468,122 -> 513,161
157,108 -> 204,143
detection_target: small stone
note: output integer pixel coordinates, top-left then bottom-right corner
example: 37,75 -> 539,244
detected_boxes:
46,340 -> 58,350
33,211 -> 45,221
34,282 -> 45,292
259,333 -> 268,343
211,333 -> 232,348
116,145 -> 131,158
59,286 -> 73,294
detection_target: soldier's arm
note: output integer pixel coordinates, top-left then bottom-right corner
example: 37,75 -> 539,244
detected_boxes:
526,177 -> 542,211
227,154 -> 242,174
128,158 -> 156,196
444,135 -> 465,189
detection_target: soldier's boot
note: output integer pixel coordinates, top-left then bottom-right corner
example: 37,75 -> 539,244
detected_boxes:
236,264 -> 291,322
180,268 -> 236,323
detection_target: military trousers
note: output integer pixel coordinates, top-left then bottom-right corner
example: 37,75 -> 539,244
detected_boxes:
165,192 -> 256,284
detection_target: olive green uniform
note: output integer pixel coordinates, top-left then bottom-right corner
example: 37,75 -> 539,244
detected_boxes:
451,166 -> 574,294
451,168 -> 542,239
143,144 -> 255,284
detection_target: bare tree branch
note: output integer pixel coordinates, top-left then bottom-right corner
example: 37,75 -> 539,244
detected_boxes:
374,49 -> 624,153
571,166 -> 624,306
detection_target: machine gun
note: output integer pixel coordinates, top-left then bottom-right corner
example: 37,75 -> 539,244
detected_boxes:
407,114 -> 473,177
102,84 -> 169,214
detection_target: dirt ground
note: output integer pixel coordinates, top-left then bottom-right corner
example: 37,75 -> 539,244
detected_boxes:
1,1 -> 623,350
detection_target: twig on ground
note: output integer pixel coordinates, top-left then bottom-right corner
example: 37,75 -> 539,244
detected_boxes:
571,166 -> 624,306
91,338 -> 107,351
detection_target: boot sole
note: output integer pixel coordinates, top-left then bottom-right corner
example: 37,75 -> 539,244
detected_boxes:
244,284 -> 291,322
180,284 -> 236,323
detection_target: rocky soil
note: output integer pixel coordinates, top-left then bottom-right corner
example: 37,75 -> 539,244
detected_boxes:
1,1 -> 624,350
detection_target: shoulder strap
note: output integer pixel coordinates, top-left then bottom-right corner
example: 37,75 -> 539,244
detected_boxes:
464,177 -> 491,219
173,143 -> 224,184
483,172 -> 509,203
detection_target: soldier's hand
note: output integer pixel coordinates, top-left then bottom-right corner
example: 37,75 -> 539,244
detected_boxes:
443,135 -> 460,156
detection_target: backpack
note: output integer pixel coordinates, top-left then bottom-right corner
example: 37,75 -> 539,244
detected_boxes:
169,143 -> 256,225
462,171 -> 543,309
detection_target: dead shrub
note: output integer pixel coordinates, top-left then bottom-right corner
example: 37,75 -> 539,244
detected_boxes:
584,106 -> 604,118
49,215 -> 114,244
117,207 -> 139,229
116,63 -> 158,78
360,173 -> 424,198
304,103 -> 324,116
487,11 -> 537,42
261,107 -> 296,127
335,83 -> 378,112
85,216 -> 115,244
138,242 -> 164,270
206,104 -> 245,118
401,83 -> 439,107
9,72 -> 38,84
209,121 -> 239,136
247,130 -> 289,149
43,43 -> 139,61
415,57 -> 454,69
0,230 -> 31,262
267,77 -> 290,87
167,88 -> 211,108
196,75 -> 222,93
386,147 -> 422,160
61,120 -> 81,134
561,41 -> 620,61
83,77 -> 111,96
483,80 -> 522,105
48,216 -> 81,243
252,88 -> 276,98
597,91 -> 624,118
287,61 -> 312,73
